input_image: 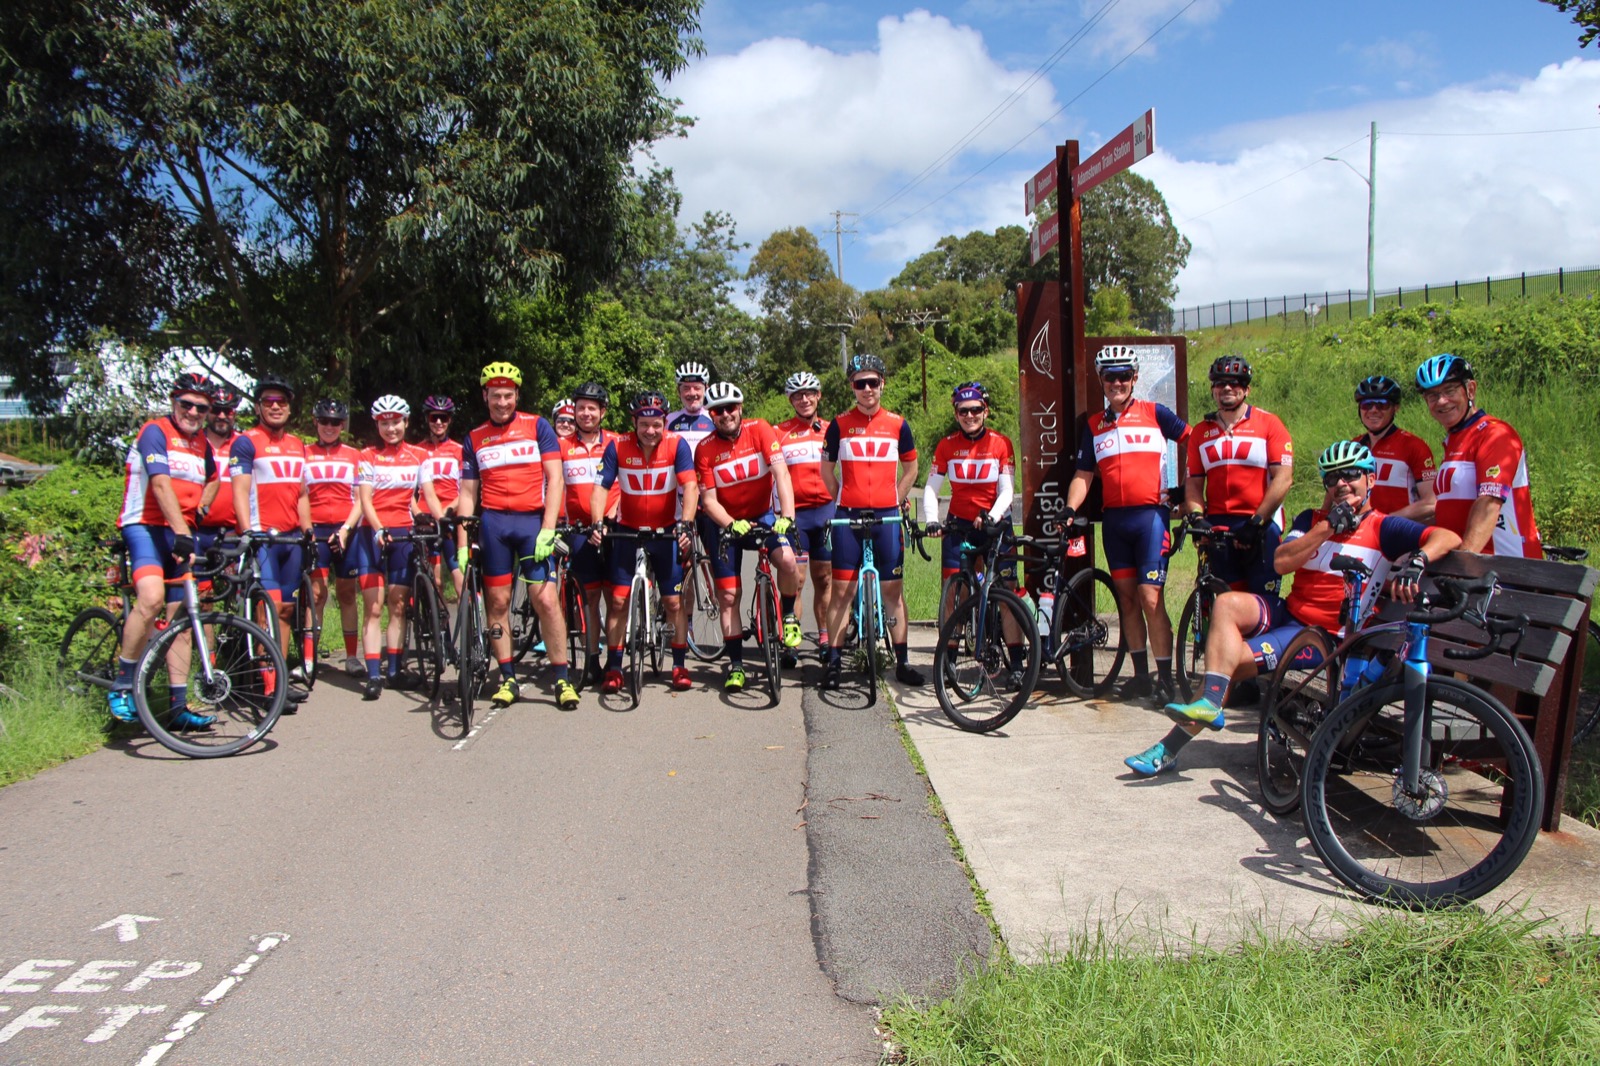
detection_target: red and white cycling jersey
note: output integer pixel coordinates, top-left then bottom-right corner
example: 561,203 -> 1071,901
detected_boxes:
1078,400 -> 1188,509
231,427 -> 307,532
1281,508 -> 1435,632
695,419 -> 784,520
1432,411 -> 1542,558
600,433 -> 695,529
119,418 -> 216,528
304,441 -> 362,526
776,415 -> 834,509
418,438 -> 463,511
199,431 -> 240,531
824,408 -> 917,510
461,412 -> 561,513
1186,406 -> 1293,517
930,429 -> 1015,522
560,429 -> 619,522
1356,427 -> 1436,515
360,442 -> 432,528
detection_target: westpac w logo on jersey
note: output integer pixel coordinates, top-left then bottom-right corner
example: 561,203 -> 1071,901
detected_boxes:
842,438 -> 897,463
256,457 -> 304,484
428,456 -> 460,481
477,441 -> 542,471
620,469 -> 673,495
1198,437 -> 1262,470
713,454 -> 768,487
947,459 -> 999,484
305,460 -> 354,485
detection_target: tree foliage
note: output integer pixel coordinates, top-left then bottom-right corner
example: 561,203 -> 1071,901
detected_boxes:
745,227 -> 857,392
1080,172 -> 1192,322
1540,0 -> 1600,46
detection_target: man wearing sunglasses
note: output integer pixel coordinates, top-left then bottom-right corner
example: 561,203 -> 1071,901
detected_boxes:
1352,375 -> 1435,520
305,399 -> 365,675
1415,354 -> 1543,558
1128,440 -> 1460,775
418,395 -> 465,598
561,381 -> 620,687
820,353 -> 922,689
107,371 -> 222,728
194,386 -> 242,557
1061,348 -> 1190,706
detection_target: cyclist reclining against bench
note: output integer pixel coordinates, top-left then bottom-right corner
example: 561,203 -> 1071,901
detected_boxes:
1125,440 -> 1461,776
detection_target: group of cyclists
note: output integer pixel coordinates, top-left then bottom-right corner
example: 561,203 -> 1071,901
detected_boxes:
104,342 -> 1541,751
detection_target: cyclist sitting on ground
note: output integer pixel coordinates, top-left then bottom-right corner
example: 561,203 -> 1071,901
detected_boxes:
590,391 -> 700,693
1352,374 -> 1435,521
354,395 -> 444,701
1061,348 -> 1190,706
1126,441 -> 1460,776
776,371 -> 836,653
454,362 -> 579,710
694,382 -> 803,692
922,381 -> 1027,679
820,353 -> 923,690
417,394 -> 466,600
560,380 -> 621,688
1415,353 -> 1544,559
304,399 -> 365,676
230,375 -> 312,706
552,399 -> 577,440
107,371 -> 221,729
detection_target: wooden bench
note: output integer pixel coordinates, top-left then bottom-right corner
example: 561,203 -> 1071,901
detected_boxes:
1368,549 -> 1597,831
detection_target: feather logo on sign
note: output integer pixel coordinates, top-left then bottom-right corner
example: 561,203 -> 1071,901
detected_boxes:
1029,320 -> 1053,380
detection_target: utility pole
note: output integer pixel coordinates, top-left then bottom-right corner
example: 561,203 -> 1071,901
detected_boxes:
830,210 -> 859,371
1323,121 -> 1377,317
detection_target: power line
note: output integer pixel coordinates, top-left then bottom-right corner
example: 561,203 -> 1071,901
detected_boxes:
1385,124 -> 1600,137
1177,134 -> 1368,223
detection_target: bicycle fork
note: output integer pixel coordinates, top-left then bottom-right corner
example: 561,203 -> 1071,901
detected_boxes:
1399,622 -> 1431,802
181,578 -> 220,688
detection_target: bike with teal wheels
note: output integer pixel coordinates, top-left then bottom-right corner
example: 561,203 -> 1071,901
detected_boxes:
829,511 -> 929,706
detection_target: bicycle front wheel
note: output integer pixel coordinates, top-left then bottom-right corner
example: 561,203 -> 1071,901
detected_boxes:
456,585 -> 486,729
936,571 -> 976,695
683,553 -> 723,662
293,570 -> 319,690
1573,619 -> 1600,746
934,587 -> 1040,732
407,573 -> 445,704
1301,676 -> 1543,907
756,571 -> 782,705
61,606 -> 121,696
563,575 -> 590,692
509,577 -> 541,664
627,578 -> 649,708
134,613 -> 287,757
1256,627 -> 1337,816
1174,586 -> 1209,701
859,573 -> 883,706
1053,567 -> 1124,698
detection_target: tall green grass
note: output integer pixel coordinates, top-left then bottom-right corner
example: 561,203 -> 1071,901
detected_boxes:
0,656 -> 115,787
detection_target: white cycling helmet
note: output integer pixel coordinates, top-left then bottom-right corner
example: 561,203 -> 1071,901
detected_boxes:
784,371 -> 822,395
675,361 -> 710,384
371,394 -> 410,419
1094,345 -> 1138,375
705,382 -> 744,409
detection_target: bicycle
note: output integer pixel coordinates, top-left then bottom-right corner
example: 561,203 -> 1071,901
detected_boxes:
452,516 -> 491,730
717,522 -> 786,706
681,536 -> 723,663
931,522 -> 1041,732
231,530 -> 319,694
551,522 -> 595,691
1544,545 -> 1600,746
1300,572 -> 1542,907
382,524 -> 447,704
60,538 -> 136,698
1015,518 -> 1125,699
604,524 -> 683,709
828,512 -> 920,706
1170,514 -> 1234,701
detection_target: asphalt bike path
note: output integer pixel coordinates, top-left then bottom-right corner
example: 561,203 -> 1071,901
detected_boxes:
0,653 -> 948,1065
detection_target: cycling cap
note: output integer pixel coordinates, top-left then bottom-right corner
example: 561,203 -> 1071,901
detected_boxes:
423,394 -> 455,413
1354,375 -> 1401,405
480,361 -> 523,388
1415,353 -> 1474,391
371,394 -> 410,419
784,371 -> 822,395
572,381 -> 610,405
552,400 -> 575,419
705,382 -> 744,409
848,353 -> 887,377
675,362 -> 710,384
1094,345 -> 1139,375
1208,355 -> 1252,384
312,398 -> 349,420
951,381 -> 989,406
1316,440 -> 1376,475
210,386 -> 240,410
631,391 -> 668,418
170,371 -> 214,399
253,374 -> 295,401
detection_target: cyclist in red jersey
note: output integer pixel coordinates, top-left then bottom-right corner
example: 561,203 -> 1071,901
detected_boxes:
454,362 -> 577,710
418,394 -> 465,599
820,353 -> 921,690
561,381 -> 620,687
1182,355 -> 1294,597
304,399 -> 365,675
1352,375 -> 1435,520
1415,354 -> 1543,558
194,385 -> 240,556
695,383 -> 802,692
777,371 -> 835,651
590,391 -> 699,693
1063,348 -> 1190,706
1129,441 -> 1460,775
107,372 -> 220,728
552,400 -> 576,440
230,375 -> 313,705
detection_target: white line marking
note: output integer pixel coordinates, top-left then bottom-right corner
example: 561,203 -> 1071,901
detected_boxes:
451,704 -> 503,750
94,915 -> 160,942
136,934 -> 287,1065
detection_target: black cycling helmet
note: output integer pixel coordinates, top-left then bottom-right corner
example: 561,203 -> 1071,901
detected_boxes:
631,390 -> 668,418
848,352 -> 887,378
210,385 -> 240,410
1208,355 -> 1253,385
422,394 -> 455,413
1354,375 -> 1402,405
313,398 -> 349,421
253,374 -> 295,401
572,381 -> 610,406
170,371 -> 214,399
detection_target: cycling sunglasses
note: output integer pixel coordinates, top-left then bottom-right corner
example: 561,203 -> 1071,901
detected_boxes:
1322,468 -> 1368,488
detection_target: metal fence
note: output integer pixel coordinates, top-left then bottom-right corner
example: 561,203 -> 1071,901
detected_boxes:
1144,265 -> 1600,334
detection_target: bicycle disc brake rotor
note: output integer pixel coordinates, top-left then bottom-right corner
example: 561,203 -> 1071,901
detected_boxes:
197,671 -> 235,705
1391,767 -> 1448,821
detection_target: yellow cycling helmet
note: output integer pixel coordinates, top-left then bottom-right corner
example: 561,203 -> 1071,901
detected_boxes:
480,361 -> 523,388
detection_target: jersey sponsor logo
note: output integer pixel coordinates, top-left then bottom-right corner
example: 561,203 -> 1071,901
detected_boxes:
306,461 -> 354,482
713,455 -> 767,486
258,458 -> 304,482
1199,438 -> 1261,468
620,469 -> 673,495
428,458 -> 459,479
476,441 -> 543,470
843,438 -> 896,461
1124,432 -> 1153,444
781,441 -> 823,464
1485,464 -> 1501,479
563,458 -> 601,484
947,459 -> 999,483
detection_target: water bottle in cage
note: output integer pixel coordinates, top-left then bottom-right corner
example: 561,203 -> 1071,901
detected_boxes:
1037,590 -> 1055,657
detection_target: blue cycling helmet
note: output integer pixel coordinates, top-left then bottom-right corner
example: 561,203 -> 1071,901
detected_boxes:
1317,440 -> 1377,475
1415,353 -> 1474,391
1354,375 -> 1401,405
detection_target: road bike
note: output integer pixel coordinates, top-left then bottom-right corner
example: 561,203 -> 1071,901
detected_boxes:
718,522 -> 787,706
604,524 -> 683,709
1014,518 -> 1125,699
452,516 -> 491,730
828,512 -> 921,706
60,538 -> 137,699
230,530 -> 319,694
549,522 -> 595,691
931,522 -> 1040,731
681,535 -> 723,662
382,524 -> 447,704
1170,514 -> 1233,701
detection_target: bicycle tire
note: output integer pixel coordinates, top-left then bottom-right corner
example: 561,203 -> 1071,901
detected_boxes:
934,587 -> 1040,732
936,571 -> 977,695
1572,619 -> 1600,746
564,575 -> 589,692
683,553 -> 723,662
757,570 -> 782,705
407,571 -> 445,704
293,570 -> 319,691
1301,676 -> 1543,907
1256,627 -> 1338,816
1174,586 -> 1209,701
509,577 -> 541,664
456,583 -> 485,729
860,572 -> 882,706
60,606 -> 121,696
1053,567 -> 1125,698
247,585 -> 280,646
627,576 -> 649,708
134,612 -> 287,757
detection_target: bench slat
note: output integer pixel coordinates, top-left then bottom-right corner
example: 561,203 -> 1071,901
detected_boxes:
1428,550 -> 1599,599
1363,630 -> 1557,696
1368,601 -> 1570,666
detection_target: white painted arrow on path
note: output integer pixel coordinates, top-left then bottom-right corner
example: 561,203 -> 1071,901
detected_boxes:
95,914 -> 161,942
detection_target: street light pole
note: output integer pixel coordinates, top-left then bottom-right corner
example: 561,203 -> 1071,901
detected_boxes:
1324,120 -> 1377,317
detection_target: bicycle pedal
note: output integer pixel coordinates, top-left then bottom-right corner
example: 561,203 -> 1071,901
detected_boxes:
487,625 -> 504,639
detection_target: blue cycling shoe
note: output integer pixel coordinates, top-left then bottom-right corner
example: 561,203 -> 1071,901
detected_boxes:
170,710 -> 217,731
107,689 -> 137,723
1124,742 -> 1177,776
1163,698 -> 1225,730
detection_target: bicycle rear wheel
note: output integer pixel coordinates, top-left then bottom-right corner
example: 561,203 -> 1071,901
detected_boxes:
1256,627 -> 1337,816
1573,619 -> 1600,746
456,582 -> 486,729
1301,676 -> 1543,907
627,577 -> 649,708
293,571 -> 319,691
936,571 -> 976,694
934,587 -> 1040,732
407,572 -> 445,704
60,606 -> 121,696
134,613 -> 287,757
756,571 -> 782,705
1174,586 -> 1209,701
509,576 -> 541,664
1053,567 -> 1125,698
563,574 -> 590,692
683,553 -> 723,661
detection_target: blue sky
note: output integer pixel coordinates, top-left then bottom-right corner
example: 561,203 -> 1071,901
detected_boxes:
649,1 -> 1600,308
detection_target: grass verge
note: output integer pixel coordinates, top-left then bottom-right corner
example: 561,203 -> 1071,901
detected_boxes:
882,908 -> 1600,1065
0,656 -> 115,787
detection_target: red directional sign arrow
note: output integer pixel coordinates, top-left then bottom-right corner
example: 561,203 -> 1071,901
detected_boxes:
1071,109 -> 1155,196
1024,159 -> 1058,215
